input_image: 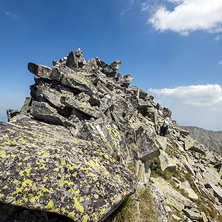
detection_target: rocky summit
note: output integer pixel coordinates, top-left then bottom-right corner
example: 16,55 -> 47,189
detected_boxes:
1,49 -> 222,222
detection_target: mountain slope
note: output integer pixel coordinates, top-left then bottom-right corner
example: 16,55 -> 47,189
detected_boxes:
1,49 -> 222,222
181,126 -> 222,156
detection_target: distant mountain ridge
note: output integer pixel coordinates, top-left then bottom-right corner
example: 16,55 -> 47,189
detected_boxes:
181,126 -> 222,156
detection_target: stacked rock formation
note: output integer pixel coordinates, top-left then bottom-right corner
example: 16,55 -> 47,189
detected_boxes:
1,49 -> 222,222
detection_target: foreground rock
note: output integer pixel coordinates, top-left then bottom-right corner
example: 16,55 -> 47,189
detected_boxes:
0,117 -> 134,222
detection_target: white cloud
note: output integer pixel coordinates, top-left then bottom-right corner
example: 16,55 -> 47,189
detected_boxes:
148,84 -> 222,130
121,0 -> 135,16
214,34 -> 222,41
147,0 -> 222,35
148,84 -> 222,106
218,59 -> 222,65
141,2 -> 150,12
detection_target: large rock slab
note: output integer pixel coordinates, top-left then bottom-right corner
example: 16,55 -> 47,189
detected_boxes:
159,150 -> 176,172
0,117 -> 135,222
135,126 -> 160,162
31,101 -> 66,125
61,96 -> 102,119
151,177 -> 194,211
78,122 -> 124,160
180,181 -> 198,200
156,136 -> 167,151
201,167 -> 220,186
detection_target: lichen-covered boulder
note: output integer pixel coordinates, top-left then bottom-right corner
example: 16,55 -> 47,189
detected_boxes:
151,177 -> 194,211
0,117 -> 135,222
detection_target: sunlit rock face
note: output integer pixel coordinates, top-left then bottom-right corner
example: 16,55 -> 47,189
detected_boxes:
1,48 -> 222,222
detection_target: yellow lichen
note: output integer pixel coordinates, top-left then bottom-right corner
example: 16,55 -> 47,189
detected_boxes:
74,196 -> 84,213
83,214 -> 90,222
94,194 -> 99,199
46,200 -> 54,209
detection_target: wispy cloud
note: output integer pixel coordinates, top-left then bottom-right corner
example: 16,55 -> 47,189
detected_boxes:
218,59 -> 222,65
149,84 -> 222,106
4,11 -> 24,21
144,0 -> 222,35
214,34 -> 222,41
121,0 -> 135,16
148,84 -> 222,130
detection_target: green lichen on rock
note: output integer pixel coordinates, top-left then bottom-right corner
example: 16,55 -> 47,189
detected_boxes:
0,117 -> 134,221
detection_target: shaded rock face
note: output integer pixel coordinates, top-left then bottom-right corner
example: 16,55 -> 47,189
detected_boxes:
1,48 -> 222,222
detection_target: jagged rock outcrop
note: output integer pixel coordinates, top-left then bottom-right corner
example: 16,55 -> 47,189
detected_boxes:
1,48 -> 222,222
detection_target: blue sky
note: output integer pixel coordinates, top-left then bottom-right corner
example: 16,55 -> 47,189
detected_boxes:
0,0 -> 222,131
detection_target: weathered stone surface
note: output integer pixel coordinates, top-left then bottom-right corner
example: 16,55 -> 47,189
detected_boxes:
117,74 -> 133,87
31,101 -> 66,125
20,97 -> 32,115
135,126 -> 160,162
205,183 -> 222,203
151,177 -> 194,211
180,129 -> 189,137
159,150 -> 176,172
163,107 -> 172,118
61,96 -> 102,119
183,208 -> 204,221
110,60 -> 121,70
28,63 -> 52,80
32,85 -> 64,109
77,122 -> 123,160
171,214 -> 181,221
181,156 -> 195,176
82,58 -> 98,73
184,137 -> 195,151
0,117 -> 135,222
66,48 -> 86,69
156,136 -> 167,151
6,109 -> 20,121
56,66 -> 96,95
180,181 -> 198,200
201,167 -> 220,185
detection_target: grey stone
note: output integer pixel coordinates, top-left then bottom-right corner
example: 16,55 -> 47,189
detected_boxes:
6,109 -> 20,121
183,208 -> 203,220
151,177 -> 194,211
31,101 -> 66,125
66,48 -> 86,69
110,60 -> 121,70
180,129 -> 189,137
159,150 -> 176,172
117,74 -> 133,88
28,63 -> 52,80
206,183 -> 222,203
171,214 -> 181,221
32,85 -> 64,109
55,65 -> 96,95
163,107 -> 172,118
20,97 -> 32,115
180,181 -> 198,200
156,135 -> 167,151
202,167 -> 220,185
61,96 -> 102,119
82,58 -> 98,73
135,126 -> 160,162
